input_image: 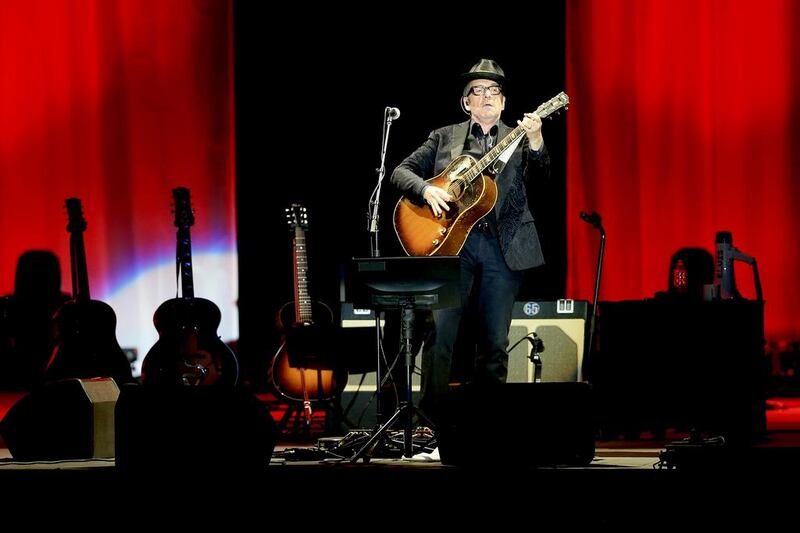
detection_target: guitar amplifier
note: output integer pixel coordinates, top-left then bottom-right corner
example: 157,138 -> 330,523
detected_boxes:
341,303 -> 382,327
507,300 -> 588,383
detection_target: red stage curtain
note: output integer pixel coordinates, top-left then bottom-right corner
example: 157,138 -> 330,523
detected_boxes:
0,0 -> 237,366
566,0 -> 800,340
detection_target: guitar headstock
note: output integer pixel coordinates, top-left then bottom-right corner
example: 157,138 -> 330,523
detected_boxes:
65,198 -> 87,234
536,91 -> 570,119
172,187 -> 195,229
285,204 -> 308,231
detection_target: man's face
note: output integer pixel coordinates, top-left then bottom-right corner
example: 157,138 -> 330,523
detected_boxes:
464,78 -> 505,124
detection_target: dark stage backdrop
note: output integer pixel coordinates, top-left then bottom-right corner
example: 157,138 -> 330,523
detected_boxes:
233,5 -> 568,384
0,1 -> 238,377
566,0 -> 800,340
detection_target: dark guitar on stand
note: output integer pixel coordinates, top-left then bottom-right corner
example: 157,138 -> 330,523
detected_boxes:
141,187 -> 238,386
269,204 -> 343,424
393,92 -> 569,257
45,198 -> 133,385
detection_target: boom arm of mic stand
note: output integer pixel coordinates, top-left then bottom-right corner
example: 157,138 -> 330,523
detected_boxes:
731,248 -> 763,302
587,224 -> 606,362
751,259 -> 763,302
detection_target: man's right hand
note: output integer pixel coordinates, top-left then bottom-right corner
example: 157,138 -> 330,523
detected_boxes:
423,186 -> 452,218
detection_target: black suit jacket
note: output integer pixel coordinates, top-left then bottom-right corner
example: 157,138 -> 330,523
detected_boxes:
390,120 -> 551,271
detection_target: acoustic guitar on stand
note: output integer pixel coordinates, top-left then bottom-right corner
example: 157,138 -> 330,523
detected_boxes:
141,187 -> 239,386
45,198 -> 133,385
269,204 -> 344,424
393,92 -> 569,257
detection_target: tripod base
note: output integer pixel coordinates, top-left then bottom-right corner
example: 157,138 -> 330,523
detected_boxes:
348,408 -> 436,462
344,257 -> 460,462
351,305 -> 435,462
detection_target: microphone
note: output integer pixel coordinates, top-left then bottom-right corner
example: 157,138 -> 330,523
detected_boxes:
527,333 -> 544,354
386,106 -> 401,120
580,211 -> 601,227
524,333 -> 544,383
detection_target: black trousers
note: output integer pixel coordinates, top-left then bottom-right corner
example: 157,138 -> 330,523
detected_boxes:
419,230 -> 523,426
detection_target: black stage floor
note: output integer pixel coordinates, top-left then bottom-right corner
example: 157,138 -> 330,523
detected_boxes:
1,431 -> 799,527
2,390 -> 799,526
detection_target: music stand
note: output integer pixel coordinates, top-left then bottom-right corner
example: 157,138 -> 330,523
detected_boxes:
345,256 -> 460,461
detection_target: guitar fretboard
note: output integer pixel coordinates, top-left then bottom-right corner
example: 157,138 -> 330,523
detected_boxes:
178,227 -> 195,299
65,198 -> 91,301
294,226 -> 313,324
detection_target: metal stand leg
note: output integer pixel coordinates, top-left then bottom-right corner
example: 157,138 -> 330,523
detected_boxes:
351,304 -> 427,462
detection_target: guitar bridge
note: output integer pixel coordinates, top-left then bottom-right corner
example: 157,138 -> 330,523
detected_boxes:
181,360 -> 209,386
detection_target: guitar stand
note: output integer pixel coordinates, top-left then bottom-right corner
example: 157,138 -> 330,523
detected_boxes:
350,304 -> 434,462
276,395 -> 344,440
277,400 -> 311,427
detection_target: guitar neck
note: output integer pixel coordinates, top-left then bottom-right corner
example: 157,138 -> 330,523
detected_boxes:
464,91 -> 568,185
471,125 -> 527,179
70,231 -> 91,301
293,225 -> 312,324
177,226 -> 195,299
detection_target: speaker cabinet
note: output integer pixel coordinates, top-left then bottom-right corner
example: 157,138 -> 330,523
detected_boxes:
0,377 -> 119,461
438,382 -> 596,467
507,300 -> 587,383
114,384 -> 276,473
594,299 -> 766,442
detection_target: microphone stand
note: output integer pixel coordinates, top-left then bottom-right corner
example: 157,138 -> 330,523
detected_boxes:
365,107 -> 397,435
368,108 -> 397,258
508,333 -> 545,383
580,212 -> 606,362
732,249 -> 763,302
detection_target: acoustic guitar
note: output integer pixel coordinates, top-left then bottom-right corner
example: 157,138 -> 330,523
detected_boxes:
45,198 -> 133,385
393,92 -> 569,257
269,204 -> 343,421
141,187 -> 239,386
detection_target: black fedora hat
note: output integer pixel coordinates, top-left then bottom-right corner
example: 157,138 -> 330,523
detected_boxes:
461,58 -> 507,85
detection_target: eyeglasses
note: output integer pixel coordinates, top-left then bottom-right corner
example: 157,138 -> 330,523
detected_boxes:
468,84 -> 502,96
